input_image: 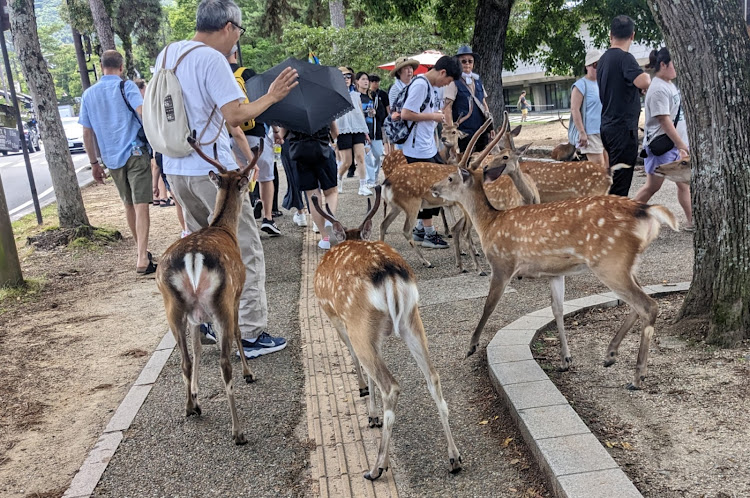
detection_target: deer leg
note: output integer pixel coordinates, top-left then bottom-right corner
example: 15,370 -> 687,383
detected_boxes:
450,216 -> 466,273
468,268 -> 512,357
460,212 -> 484,275
403,207 -> 432,268
233,306 -> 255,383
168,309 -> 198,417
189,321 -> 202,414
379,203 -> 401,241
354,340 -> 400,481
216,318 -> 247,445
440,207 -> 452,237
329,316 -> 369,398
403,309 -> 462,473
549,276 -> 572,371
603,309 -> 639,368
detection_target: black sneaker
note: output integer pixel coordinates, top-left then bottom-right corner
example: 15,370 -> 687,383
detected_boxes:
261,218 -> 281,236
272,210 -> 283,218
412,226 -> 425,242
422,232 -> 449,249
253,200 -> 263,220
199,323 -> 217,345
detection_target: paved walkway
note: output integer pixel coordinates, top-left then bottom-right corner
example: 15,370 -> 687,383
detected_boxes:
300,226 -> 400,498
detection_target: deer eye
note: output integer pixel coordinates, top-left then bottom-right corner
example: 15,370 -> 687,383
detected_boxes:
502,155 -> 509,160
448,176 -> 453,183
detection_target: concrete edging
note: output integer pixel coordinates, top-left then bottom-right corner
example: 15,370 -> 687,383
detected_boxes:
62,332 -> 177,498
486,282 -> 690,498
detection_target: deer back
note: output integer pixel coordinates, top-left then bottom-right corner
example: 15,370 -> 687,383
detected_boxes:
314,240 -> 415,322
381,150 -> 407,179
383,162 -> 457,207
519,160 -> 613,202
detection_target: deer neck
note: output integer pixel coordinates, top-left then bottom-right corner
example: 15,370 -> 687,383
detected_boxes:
459,179 -> 502,236
209,187 -> 242,233
507,169 -> 539,205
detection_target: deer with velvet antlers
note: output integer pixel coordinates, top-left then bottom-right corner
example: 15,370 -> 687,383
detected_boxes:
312,186 -> 462,480
155,137 -> 261,445
430,147 -> 679,390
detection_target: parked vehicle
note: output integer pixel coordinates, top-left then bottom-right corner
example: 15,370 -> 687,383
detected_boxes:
24,125 -> 40,152
61,117 -> 85,153
0,104 -> 20,156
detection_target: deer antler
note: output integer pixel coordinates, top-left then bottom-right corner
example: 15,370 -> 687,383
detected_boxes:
457,118 -> 494,169
239,139 -> 264,177
310,194 -> 338,227
358,186 -> 381,232
188,136 -> 227,173
468,113 -> 509,170
455,99 -> 473,127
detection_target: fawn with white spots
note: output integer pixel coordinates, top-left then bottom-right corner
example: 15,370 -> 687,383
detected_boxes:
313,186 -> 462,480
155,138 -> 260,444
430,146 -> 679,390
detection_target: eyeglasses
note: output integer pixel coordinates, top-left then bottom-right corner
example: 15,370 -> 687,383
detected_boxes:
591,62 -> 598,69
230,21 -> 246,37
459,59 -> 474,64
343,74 -> 352,79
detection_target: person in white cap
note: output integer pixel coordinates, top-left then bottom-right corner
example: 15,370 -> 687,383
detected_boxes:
569,49 -> 605,166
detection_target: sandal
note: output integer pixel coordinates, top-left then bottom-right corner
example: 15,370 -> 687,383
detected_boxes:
159,198 -> 175,207
136,261 -> 158,276
152,200 -> 160,206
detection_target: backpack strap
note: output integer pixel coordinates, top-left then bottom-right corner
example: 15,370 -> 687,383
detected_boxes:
234,67 -> 246,79
119,80 -> 142,125
173,43 -> 209,70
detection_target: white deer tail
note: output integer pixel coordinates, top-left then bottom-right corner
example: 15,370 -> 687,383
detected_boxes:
649,205 -> 679,231
384,278 -> 419,339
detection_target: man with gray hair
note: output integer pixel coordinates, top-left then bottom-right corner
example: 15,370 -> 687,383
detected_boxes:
154,0 -> 298,358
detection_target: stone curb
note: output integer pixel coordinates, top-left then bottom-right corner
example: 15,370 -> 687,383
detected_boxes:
62,332 -> 177,498
486,282 -> 690,498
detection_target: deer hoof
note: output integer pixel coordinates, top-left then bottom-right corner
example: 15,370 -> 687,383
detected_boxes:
234,433 -> 248,445
626,382 -> 643,391
449,456 -> 463,473
359,387 -> 369,397
368,416 -> 382,428
244,373 -> 256,383
460,250 -> 468,256
461,269 -> 468,274
466,345 -> 477,358
186,404 -> 202,417
364,467 -> 386,481
557,365 -> 570,372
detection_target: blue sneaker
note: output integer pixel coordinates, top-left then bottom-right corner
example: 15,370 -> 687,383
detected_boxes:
236,331 -> 287,359
200,323 -> 217,345
412,226 -> 425,242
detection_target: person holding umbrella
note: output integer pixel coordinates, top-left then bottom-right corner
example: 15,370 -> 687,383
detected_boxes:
335,67 -> 372,196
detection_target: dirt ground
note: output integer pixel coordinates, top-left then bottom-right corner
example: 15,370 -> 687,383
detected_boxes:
0,180 -> 180,497
534,294 -> 750,498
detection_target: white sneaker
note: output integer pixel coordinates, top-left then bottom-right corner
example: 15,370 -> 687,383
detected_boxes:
318,237 -> 330,250
180,230 -> 192,238
358,185 -> 373,196
312,222 -> 320,233
293,212 -> 307,227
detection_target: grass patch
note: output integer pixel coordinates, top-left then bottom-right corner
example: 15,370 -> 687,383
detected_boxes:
68,226 -> 122,250
11,204 -> 59,245
0,278 -> 45,313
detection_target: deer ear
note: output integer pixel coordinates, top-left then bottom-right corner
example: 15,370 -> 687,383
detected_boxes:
458,130 -> 469,139
360,219 -> 373,241
511,125 -> 522,137
208,170 -> 221,188
238,175 -> 249,191
484,165 -> 506,183
330,222 -> 347,243
459,168 -> 472,184
516,143 -> 532,156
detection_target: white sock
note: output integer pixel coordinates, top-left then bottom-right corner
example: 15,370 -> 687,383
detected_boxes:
359,179 -> 366,187
425,226 -> 436,235
416,219 -> 424,229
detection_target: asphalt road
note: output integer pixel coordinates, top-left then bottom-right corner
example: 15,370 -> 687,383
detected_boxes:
0,144 -> 93,221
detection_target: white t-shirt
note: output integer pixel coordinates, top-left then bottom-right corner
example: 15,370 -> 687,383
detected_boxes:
401,76 -> 438,159
155,40 -> 246,176
644,76 -> 688,146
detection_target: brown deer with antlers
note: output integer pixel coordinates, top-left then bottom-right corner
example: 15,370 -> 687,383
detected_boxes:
430,153 -> 678,390
155,138 -> 261,444
313,186 -> 462,480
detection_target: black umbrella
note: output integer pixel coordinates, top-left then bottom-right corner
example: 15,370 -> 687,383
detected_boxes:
245,58 -> 354,135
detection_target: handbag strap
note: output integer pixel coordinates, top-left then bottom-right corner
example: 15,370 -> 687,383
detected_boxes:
119,80 -> 142,125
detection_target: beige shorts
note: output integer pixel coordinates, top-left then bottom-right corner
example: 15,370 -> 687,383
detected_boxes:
232,134 -> 275,182
108,153 -> 152,205
580,133 -> 604,154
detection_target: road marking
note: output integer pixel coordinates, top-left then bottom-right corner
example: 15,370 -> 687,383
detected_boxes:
8,162 -> 91,217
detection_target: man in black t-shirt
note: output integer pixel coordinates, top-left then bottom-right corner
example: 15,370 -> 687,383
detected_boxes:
597,15 -> 651,196
227,48 -> 281,235
364,74 -> 390,187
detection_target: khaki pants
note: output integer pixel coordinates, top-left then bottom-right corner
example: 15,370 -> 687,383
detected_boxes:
166,174 -> 268,340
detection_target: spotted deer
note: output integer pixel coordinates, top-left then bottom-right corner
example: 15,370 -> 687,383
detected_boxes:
312,186 -> 462,480
654,156 -> 691,183
155,137 -> 261,444
438,99 -> 473,164
430,163 -> 678,390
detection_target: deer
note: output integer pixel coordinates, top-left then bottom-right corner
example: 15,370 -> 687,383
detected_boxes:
155,137 -> 261,445
312,186 -> 462,480
654,156 -> 691,183
430,152 -> 679,390
438,99 -> 473,164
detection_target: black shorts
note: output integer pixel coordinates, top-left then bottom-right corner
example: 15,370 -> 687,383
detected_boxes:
297,149 -> 338,192
601,126 -> 638,196
337,132 -> 366,150
405,152 -> 444,219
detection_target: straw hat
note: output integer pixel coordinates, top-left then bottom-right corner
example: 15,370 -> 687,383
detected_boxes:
585,49 -> 603,67
338,66 -> 353,76
390,56 -> 419,77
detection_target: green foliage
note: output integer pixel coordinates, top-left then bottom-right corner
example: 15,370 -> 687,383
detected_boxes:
505,0 -> 663,76
434,0 -> 476,41
167,0 -> 199,41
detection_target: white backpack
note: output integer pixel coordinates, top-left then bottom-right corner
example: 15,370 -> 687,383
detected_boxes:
143,43 -> 220,158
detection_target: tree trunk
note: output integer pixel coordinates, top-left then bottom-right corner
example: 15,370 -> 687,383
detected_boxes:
329,0 -> 345,28
472,0 -> 515,123
8,0 -> 90,228
0,175 -> 23,287
648,0 -> 750,346
71,26 -> 91,91
88,0 -> 115,52
120,31 -> 135,79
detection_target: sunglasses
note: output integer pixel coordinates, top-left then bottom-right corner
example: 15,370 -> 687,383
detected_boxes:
591,62 -> 598,69
343,74 -> 352,79
230,21 -> 246,37
459,59 -> 474,64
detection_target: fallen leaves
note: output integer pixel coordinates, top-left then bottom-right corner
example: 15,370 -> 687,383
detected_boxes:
605,440 -> 635,450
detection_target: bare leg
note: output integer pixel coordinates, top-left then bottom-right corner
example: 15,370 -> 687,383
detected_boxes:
260,180 -> 275,220
633,174 -> 665,203
676,181 -> 692,226
174,197 -> 187,233
353,143 -> 367,180
337,149 -> 353,179
585,152 -> 605,167
549,276 -> 572,371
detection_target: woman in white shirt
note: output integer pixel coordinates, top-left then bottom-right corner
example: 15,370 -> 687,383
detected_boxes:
633,47 -> 693,231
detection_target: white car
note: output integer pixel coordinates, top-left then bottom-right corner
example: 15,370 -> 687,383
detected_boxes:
61,117 -> 85,153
